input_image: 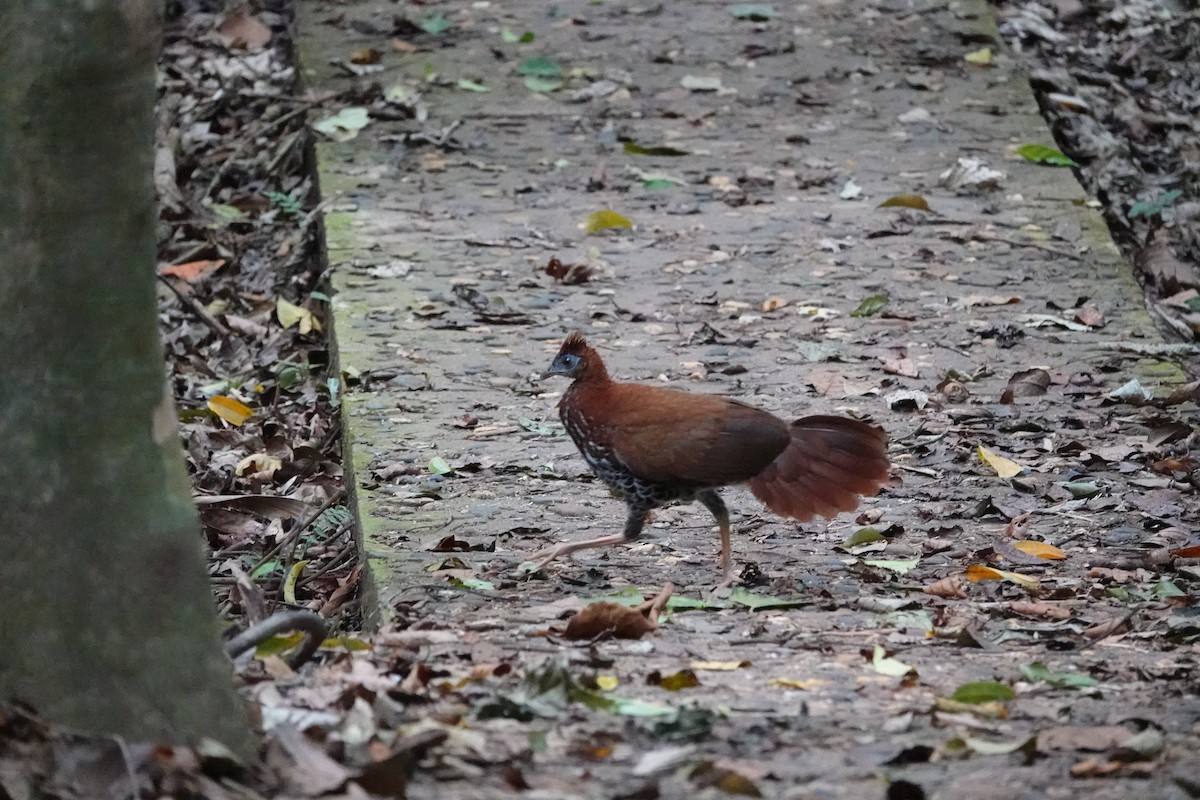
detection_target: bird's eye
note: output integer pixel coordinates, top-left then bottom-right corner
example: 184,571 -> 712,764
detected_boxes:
561,354 -> 580,369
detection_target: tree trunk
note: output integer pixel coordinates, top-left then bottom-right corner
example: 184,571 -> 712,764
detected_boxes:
0,1 -> 250,752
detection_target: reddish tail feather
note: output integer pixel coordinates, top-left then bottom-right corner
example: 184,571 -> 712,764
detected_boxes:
747,415 -> 890,521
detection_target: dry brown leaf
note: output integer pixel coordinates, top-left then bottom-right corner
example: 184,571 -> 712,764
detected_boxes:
1083,615 -> 1131,641
158,259 -> 226,282
563,602 -> 656,640
216,10 -> 272,51
924,575 -> 967,599
1037,725 -> 1131,753
879,356 -> 920,378
1007,600 -> 1070,620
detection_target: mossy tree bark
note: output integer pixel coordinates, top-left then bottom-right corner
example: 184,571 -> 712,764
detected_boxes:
0,1 -> 250,752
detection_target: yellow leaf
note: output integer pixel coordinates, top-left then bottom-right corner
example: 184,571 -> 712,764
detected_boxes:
207,395 -> 253,426
1012,540 -> 1067,560
877,193 -> 931,211
596,674 -> 619,691
965,564 -> 1040,590
283,560 -> 307,605
691,660 -> 751,671
768,677 -> 830,690
276,297 -> 322,334
964,46 -> 993,66
583,209 -> 633,234
978,446 -> 1024,478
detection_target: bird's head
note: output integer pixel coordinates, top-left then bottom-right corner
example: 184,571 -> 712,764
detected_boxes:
543,331 -> 607,382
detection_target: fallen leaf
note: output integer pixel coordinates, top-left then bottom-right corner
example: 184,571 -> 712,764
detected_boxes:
1016,143 -> 1078,167
157,259 -> 226,282
563,602 -> 656,640
999,368 -> 1050,403
951,680 -> 1014,704
871,645 -> 914,677
761,296 -> 790,312
208,395 -> 253,426
1007,600 -> 1070,620
978,446 -> 1024,478
584,209 -> 633,234
877,193 -> 931,211
963,46 -> 993,66
311,107 -> 370,142
650,669 -> 701,691
516,56 -> 561,77
924,575 -> 967,599
276,297 -> 322,333
216,10 -> 271,51
965,565 -> 1040,590
1011,540 -> 1066,560
851,295 -> 889,317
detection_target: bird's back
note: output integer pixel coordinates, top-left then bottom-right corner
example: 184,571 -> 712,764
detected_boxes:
560,381 -> 791,488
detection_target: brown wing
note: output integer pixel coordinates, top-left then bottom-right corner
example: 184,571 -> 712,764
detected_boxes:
748,415 -> 890,520
603,384 -> 790,486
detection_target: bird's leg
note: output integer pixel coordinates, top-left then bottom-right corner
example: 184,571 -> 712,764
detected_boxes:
697,490 -> 735,585
531,506 -> 649,570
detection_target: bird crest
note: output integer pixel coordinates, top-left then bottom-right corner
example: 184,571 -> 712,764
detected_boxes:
561,331 -> 589,354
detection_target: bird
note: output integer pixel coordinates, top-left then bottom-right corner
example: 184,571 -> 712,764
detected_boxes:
532,332 -> 890,583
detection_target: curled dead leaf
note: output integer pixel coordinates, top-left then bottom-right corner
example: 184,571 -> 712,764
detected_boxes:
1007,600 -> 1071,620
563,602 -> 656,640
1082,614 -> 1131,641
924,575 -> 967,599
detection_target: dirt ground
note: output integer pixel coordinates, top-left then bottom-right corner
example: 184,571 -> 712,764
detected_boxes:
283,0 -> 1200,797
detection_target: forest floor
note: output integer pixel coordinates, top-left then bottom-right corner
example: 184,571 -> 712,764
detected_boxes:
8,1 -> 1199,800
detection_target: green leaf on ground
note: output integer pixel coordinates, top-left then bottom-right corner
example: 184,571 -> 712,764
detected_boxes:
429,456 -> 454,475
524,76 -> 564,93
312,107 -> 370,142
516,56 -> 562,77
843,528 -> 886,548
457,79 -> 490,92
951,680 -> 1015,704
418,12 -> 452,34
1019,661 -> 1098,689
500,27 -> 535,43
584,209 -> 633,233
851,295 -> 889,317
1016,143 -> 1078,167
728,587 -> 808,610
878,193 -> 931,211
